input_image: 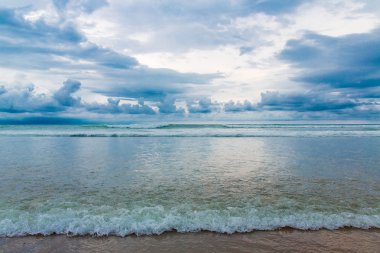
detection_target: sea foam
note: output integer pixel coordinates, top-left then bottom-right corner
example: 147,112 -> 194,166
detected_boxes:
1,207 -> 379,237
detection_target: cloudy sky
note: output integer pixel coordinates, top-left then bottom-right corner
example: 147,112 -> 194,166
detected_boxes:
1,0 -> 380,123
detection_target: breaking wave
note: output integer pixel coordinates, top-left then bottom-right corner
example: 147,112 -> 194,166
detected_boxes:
1,206 -> 379,237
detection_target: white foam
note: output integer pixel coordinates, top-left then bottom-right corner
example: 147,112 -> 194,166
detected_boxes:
1,207 -> 379,237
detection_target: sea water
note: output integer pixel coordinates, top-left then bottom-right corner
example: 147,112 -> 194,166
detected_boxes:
0,124 -> 379,236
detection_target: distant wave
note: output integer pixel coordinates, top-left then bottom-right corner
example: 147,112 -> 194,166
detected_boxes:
155,123 -> 232,129
1,206 -> 379,236
0,124 -> 380,137
0,133 -> 274,137
104,123 -> 380,130
1,124 -> 380,130
104,123 -> 232,129
1,133 -> 379,137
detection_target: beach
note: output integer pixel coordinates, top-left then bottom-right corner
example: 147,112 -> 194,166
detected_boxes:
1,229 -> 380,253
2,0 -> 380,251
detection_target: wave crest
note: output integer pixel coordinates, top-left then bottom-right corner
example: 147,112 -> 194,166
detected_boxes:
1,206 -> 379,237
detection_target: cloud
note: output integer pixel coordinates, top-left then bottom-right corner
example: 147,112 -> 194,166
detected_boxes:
53,0 -> 108,14
239,46 -> 254,56
248,0 -> 304,14
221,90 -> 372,117
0,79 -> 181,115
0,8 -> 84,44
0,78 -> 165,115
96,67 -> 220,101
224,100 -> 256,112
0,8 -> 138,70
258,91 -> 358,112
85,98 -> 156,115
188,98 -> 220,113
221,90 -> 379,119
0,85 -> 54,113
274,27 -> 380,118
0,79 -> 377,118
157,97 -> 184,114
0,79 -> 159,115
53,79 -> 81,106
280,30 -> 380,89
0,80 -> 82,113
0,0 -> 379,121
0,4 -> 219,111
86,0 -> 305,54
0,86 -> 6,95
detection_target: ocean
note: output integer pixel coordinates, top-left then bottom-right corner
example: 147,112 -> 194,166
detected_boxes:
0,124 -> 379,236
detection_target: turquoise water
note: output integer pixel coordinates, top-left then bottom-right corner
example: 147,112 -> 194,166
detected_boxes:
0,124 -> 379,236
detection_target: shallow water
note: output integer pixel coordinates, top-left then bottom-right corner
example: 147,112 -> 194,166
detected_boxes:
2,230 -> 380,253
0,124 -> 379,236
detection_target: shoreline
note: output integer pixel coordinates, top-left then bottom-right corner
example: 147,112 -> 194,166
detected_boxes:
1,228 -> 380,253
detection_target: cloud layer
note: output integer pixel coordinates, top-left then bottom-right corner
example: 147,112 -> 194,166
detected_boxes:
0,0 -> 379,121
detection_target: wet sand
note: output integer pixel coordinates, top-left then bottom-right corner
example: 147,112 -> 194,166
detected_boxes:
1,229 -> 380,253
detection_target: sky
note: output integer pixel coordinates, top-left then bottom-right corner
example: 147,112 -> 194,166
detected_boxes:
0,0 -> 380,123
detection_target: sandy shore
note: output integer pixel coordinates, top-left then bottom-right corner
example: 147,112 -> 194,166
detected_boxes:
1,229 -> 380,253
